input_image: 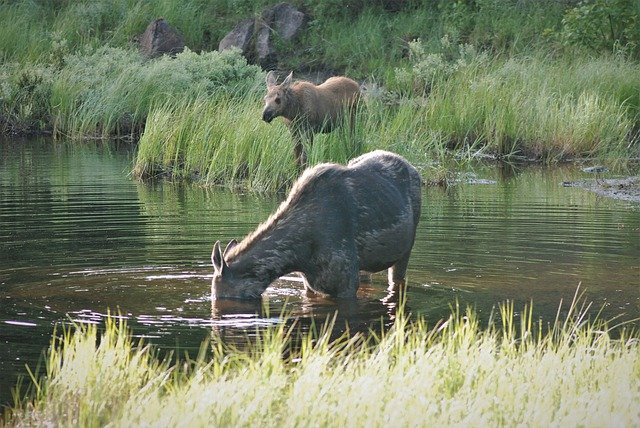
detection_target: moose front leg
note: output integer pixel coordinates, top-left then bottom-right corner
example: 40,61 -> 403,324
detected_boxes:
292,130 -> 312,170
293,141 -> 306,170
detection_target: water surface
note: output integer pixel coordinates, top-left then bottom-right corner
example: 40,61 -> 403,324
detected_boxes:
1,138 -> 638,406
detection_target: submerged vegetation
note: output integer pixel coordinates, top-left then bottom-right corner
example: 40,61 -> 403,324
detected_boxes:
4,296 -> 639,427
1,0 -> 639,190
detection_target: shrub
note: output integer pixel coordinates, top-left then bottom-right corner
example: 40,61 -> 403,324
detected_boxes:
561,0 -> 639,57
0,64 -> 54,134
394,36 -> 488,96
50,46 -> 262,138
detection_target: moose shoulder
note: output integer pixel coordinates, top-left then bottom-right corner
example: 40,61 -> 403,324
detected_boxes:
262,71 -> 360,168
211,150 -> 422,300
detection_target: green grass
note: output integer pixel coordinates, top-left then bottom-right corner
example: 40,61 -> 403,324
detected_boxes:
420,53 -> 640,162
132,51 -> 640,192
4,295 -> 639,427
133,95 -> 298,192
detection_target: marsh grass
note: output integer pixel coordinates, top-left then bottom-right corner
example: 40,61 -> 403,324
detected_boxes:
133,51 -> 640,192
4,293 -> 639,427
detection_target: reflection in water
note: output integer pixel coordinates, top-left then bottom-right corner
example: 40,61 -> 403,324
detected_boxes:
1,138 -> 639,407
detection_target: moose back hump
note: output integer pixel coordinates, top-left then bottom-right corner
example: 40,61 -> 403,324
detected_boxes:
212,150 -> 422,299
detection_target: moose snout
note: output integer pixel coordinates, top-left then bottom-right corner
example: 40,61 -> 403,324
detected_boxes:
262,109 -> 275,123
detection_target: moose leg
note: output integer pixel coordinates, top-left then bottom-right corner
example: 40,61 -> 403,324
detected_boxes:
348,106 -> 360,155
388,252 -> 411,287
307,256 -> 359,298
290,128 -> 306,170
293,141 -> 306,169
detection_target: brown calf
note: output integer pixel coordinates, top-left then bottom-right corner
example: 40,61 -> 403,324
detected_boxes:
262,71 -> 360,168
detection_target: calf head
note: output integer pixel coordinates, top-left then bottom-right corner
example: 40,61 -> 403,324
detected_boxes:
262,71 -> 293,123
211,240 -> 264,300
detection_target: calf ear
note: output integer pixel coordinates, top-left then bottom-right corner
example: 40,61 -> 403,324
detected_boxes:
282,71 -> 293,88
212,241 -> 225,274
224,239 -> 238,258
266,70 -> 277,88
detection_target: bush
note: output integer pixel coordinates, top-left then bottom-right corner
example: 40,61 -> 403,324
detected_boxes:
50,46 -> 262,138
561,0 -> 639,57
0,64 -> 54,134
394,36 -> 488,96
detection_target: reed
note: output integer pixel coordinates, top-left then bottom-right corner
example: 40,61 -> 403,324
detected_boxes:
4,294 -> 638,427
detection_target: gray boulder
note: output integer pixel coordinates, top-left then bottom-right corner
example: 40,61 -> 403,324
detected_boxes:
139,18 -> 185,58
257,3 -> 307,68
219,3 -> 307,69
218,18 -> 255,58
268,2 -> 307,41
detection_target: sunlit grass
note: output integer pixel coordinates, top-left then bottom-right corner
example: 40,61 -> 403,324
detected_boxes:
5,294 -> 639,427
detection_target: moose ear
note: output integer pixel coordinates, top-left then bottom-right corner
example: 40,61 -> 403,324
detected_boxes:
224,239 -> 238,258
266,70 -> 277,88
282,71 -> 293,88
212,240 -> 226,274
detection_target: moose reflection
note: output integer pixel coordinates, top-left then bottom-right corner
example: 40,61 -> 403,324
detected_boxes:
211,150 -> 422,300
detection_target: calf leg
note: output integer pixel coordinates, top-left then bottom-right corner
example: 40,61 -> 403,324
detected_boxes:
292,130 -> 312,170
294,142 -> 307,169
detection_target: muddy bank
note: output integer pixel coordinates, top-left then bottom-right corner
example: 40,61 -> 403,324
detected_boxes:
562,176 -> 640,203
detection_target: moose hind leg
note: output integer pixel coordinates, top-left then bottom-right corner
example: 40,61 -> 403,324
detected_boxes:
388,252 -> 411,287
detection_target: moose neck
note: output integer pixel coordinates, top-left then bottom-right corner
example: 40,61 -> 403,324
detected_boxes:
228,208 -> 311,287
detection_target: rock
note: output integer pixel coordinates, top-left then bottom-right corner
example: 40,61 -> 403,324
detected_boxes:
219,2 -> 307,69
255,18 -> 277,70
218,18 -> 255,58
561,176 -> 640,202
139,18 -> 185,58
269,2 -> 307,41
582,165 -> 608,174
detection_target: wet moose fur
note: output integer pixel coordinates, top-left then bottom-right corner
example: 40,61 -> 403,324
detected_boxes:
262,71 -> 360,168
211,150 -> 422,299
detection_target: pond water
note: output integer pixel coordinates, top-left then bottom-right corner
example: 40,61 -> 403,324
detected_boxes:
1,138 -> 638,406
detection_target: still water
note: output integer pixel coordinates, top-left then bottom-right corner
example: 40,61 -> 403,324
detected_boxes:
1,138 -> 639,405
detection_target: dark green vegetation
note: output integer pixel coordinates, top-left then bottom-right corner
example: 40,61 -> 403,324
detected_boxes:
1,0 -> 639,190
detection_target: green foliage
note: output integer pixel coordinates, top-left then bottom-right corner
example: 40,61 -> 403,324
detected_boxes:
134,95 -> 298,193
394,35 -> 488,95
2,0 -> 640,189
561,0 -> 639,56
422,54 -> 639,161
50,46 -> 262,138
438,0 -> 566,53
0,64 -> 54,134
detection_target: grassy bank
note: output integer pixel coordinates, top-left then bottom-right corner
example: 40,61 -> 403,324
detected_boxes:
133,50 -> 640,191
1,0 -> 639,190
4,298 -> 639,427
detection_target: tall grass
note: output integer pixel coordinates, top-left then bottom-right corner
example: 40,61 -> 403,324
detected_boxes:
0,0 -> 242,64
4,296 -> 639,427
133,51 -> 640,191
134,95 -> 298,192
421,53 -> 640,162
2,0 -> 639,190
